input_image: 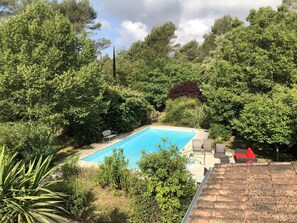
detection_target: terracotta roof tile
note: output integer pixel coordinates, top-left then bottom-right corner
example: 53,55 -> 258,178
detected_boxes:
186,162 -> 297,223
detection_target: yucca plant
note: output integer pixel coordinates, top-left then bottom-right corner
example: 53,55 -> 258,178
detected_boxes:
0,147 -> 66,223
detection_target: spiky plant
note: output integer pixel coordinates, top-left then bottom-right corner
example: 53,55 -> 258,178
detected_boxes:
0,147 -> 66,223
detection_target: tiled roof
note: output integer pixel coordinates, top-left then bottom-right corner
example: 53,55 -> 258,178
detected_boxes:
188,162 -> 297,223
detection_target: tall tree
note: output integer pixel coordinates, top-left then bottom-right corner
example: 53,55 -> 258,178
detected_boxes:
0,2 -> 108,145
197,15 -> 243,61
54,0 -> 101,32
0,0 -> 101,33
113,46 -> 116,79
202,6 -> 297,148
174,40 -> 200,62
127,22 -> 177,63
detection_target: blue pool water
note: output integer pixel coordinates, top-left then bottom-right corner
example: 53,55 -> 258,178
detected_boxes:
82,127 -> 197,169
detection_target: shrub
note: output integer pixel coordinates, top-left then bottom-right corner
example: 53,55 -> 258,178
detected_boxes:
96,148 -> 131,193
167,80 -> 206,103
103,86 -> 152,132
56,155 -> 97,221
0,121 -> 59,161
61,179 -> 93,218
133,144 -> 196,222
162,97 -> 206,128
61,155 -> 80,181
209,123 -> 232,142
130,195 -> 162,223
0,147 -> 66,222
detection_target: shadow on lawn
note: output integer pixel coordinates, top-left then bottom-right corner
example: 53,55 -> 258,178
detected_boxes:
227,135 -> 297,162
97,207 -> 129,223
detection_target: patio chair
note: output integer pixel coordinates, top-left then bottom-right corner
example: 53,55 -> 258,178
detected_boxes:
214,144 -> 225,158
102,129 -> 117,142
192,139 -> 203,154
202,139 -> 212,154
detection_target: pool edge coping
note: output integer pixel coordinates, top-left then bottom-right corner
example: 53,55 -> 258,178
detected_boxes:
78,125 -> 208,168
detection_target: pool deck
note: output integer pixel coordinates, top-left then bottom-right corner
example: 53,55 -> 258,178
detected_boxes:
77,125 -> 234,183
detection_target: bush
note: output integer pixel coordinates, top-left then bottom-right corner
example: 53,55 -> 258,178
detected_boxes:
56,155 -> 98,222
61,155 -> 80,181
0,121 -> 58,161
130,195 -> 161,223
133,144 -> 196,223
103,86 -> 152,132
96,149 -> 131,193
162,97 -> 206,128
167,80 -> 206,103
209,123 -> 232,142
0,147 -> 66,222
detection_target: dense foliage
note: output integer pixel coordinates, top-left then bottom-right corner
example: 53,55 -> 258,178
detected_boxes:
132,144 -> 196,223
0,147 -> 66,223
52,155 -> 101,222
167,80 -> 206,102
127,60 -> 201,109
162,97 -> 206,128
96,149 -> 130,192
0,0 -> 100,30
202,6 -> 297,147
0,122 -> 58,161
0,2 -> 108,146
103,86 -> 152,132
0,2 -> 151,154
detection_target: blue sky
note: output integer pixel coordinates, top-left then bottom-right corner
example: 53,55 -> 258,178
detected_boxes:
90,0 -> 282,56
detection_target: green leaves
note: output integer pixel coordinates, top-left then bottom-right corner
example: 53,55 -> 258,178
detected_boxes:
135,144 -> 196,222
0,2 -> 108,146
232,87 -> 297,146
202,6 -> 297,147
0,147 -> 66,223
96,148 -> 130,192
162,97 -> 206,128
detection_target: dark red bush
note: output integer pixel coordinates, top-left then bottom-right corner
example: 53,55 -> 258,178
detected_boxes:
167,80 -> 206,102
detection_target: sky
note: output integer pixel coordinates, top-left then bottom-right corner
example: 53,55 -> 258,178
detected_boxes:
90,0 -> 282,56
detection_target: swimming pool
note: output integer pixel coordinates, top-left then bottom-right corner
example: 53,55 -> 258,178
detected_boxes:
82,127 -> 197,169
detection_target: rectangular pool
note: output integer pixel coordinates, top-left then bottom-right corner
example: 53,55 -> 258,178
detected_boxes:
82,127 -> 197,169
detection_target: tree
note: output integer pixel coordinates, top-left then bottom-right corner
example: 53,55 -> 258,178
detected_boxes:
0,0 -> 101,33
0,147 -> 66,223
202,6 -> 297,148
54,0 -> 101,32
127,22 -> 177,63
167,80 -> 206,102
103,86 -> 152,132
232,87 -> 297,147
0,2 -> 108,147
113,46 -> 116,79
132,144 -> 196,223
197,15 -> 243,61
128,59 -> 201,109
174,40 -> 200,62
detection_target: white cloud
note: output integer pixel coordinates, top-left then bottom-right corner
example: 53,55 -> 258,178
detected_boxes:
175,19 -> 210,44
181,0 -> 282,21
115,21 -> 148,48
93,0 -> 283,49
